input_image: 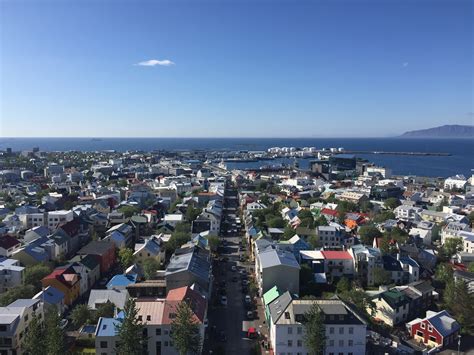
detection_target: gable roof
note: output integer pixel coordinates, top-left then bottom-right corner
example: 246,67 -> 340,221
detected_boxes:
321,250 -> 352,260
424,310 -> 460,337
0,235 -> 20,250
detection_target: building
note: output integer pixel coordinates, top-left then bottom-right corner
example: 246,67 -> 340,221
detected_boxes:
372,289 -> 410,326
349,245 -> 382,287
0,258 -> 24,292
0,299 -> 44,354
407,310 -> 460,350
267,293 -> 367,355
0,236 -> 21,258
320,250 -> 355,282
444,175 -> 467,190
78,240 -> 116,274
134,235 -> 165,266
41,265 -> 81,306
256,247 -> 300,295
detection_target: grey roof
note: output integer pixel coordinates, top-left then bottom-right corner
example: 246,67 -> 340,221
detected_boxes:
259,249 -> 300,270
166,248 -> 210,282
7,299 -> 39,308
88,289 -> 128,310
268,291 -> 293,324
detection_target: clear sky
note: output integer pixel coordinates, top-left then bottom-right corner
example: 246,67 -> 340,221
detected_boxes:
1,0 -> 472,137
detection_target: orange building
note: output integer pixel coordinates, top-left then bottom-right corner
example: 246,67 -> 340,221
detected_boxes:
41,265 -> 81,306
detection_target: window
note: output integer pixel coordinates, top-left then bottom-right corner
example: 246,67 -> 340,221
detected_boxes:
146,315 -> 151,321
100,341 -> 108,349
288,327 -> 293,334
297,340 -> 302,347
348,340 -> 353,346
429,336 -> 437,343
156,328 -> 161,336
297,327 -> 302,335
417,331 -> 423,337
428,325 -> 433,332
164,341 -> 168,346
420,323 -> 425,329
329,327 -> 334,334
348,327 -> 354,334
329,340 -> 334,347
339,340 -> 344,347
339,327 -> 344,334
287,340 -> 293,347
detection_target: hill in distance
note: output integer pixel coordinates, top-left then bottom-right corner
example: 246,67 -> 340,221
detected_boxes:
400,124 -> 474,138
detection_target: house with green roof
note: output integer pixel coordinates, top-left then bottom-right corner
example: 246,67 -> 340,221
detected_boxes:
263,285 -> 282,324
372,288 -> 410,326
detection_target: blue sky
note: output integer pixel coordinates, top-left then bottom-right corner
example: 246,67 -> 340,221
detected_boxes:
1,0 -> 472,137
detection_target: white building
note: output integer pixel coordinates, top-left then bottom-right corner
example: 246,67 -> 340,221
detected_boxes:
267,294 -> 367,355
444,175 -> 467,190
0,258 -> 24,292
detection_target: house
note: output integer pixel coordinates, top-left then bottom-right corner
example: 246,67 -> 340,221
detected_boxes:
0,257 -> 24,292
278,235 -> 310,260
349,245 -> 382,287
394,205 -> 422,222
41,265 -> 81,306
339,191 -> 369,204
344,213 -> 366,230
453,270 -> 474,294
0,299 -> 44,354
78,240 -> 116,274
317,225 -> 351,249
441,221 -> 470,245
33,285 -> 66,315
23,225 -> 50,243
134,235 -> 165,266
444,175 -> 467,190
267,293 -> 367,355
382,254 -> 419,285
0,236 -> 21,258
320,250 -> 355,282
106,273 -> 138,291
95,317 -> 122,355
88,288 -> 129,310
256,247 -> 300,295
396,280 -> 435,320
11,239 -> 50,266
321,208 -> 339,222
165,246 -> 212,294
372,289 -> 410,326
104,223 -> 133,248
407,310 -> 460,349
70,254 -> 101,290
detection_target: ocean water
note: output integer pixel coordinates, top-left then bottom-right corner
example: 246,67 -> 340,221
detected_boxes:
0,137 -> 472,178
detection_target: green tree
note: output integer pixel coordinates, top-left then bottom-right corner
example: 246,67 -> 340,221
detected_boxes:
22,313 -> 44,354
142,258 -> 160,280
267,216 -> 285,228
339,289 -> 376,319
299,264 -> 318,296
0,285 -> 35,306
358,225 -> 382,245
24,263 -> 52,292
186,206 -> 202,222
384,197 -> 401,210
443,280 -> 474,334
118,248 -> 135,269
435,263 -> 454,285
207,235 -> 220,252
336,277 -> 351,294
441,237 -> 463,259
115,298 -> 147,355
45,309 -> 65,355
468,263 -> 474,273
282,225 -> 296,240
303,303 -> 326,355
171,301 -> 202,355
95,301 -> 115,321
119,205 -> 141,218
373,267 -> 392,286
372,210 -> 396,223
71,304 -> 92,328
468,211 -> 474,227
166,231 -> 191,255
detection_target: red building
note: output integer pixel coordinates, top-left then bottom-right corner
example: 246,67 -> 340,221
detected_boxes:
77,240 -> 116,274
407,310 -> 460,349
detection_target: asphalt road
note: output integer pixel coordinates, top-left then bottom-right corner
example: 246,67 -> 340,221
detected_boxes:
204,188 -> 258,354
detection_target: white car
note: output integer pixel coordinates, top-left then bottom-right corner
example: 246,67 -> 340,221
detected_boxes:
244,295 -> 251,304
221,296 -> 228,306
231,265 -> 237,272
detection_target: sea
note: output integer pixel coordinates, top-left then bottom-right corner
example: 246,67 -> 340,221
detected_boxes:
0,137 -> 473,178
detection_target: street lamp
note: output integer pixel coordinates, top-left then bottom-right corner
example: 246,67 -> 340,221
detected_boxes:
457,334 -> 461,355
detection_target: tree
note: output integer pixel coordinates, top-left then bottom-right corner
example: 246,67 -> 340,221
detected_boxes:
303,303 -> 326,355
22,313 -> 44,354
443,280 -> 474,334
359,200 -> 374,213
358,225 -> 382,245
186,206 -> 202,222
267,216 -> 285,228
339,289 -> 376,319
95,301 -> 115,320
171,301 -> 202,355
166,231 -> 191,255
0,285 -> 35,306
299,264 -> 318,296
45,309 -> 65,355
372,210 -> 395,223
142,258 -> 160,280
207,235 -> 220,252
373,267 -> 392,286
115,298 -> 147,355
384,197 -> 400,210
24,263 -> 52,292
71,304 -> 92,328
441,237 -> 463,258
468,211 -> 474,227
435,263 -> 454,285
336,277 -> 351,294
119,205 -> 140,218
468,263 -> 474,273
282,225 -> 296,240
118,248 -> 135,269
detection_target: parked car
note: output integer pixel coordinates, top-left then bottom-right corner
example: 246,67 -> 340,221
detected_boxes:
218,330 -> 227,342
246,311 -> 254,320
221,295 -> 228,306
231,265 -> 237,272
245,295 -> 251,304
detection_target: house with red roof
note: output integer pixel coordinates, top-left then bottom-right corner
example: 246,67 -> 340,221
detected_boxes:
320,250 -> 355,281
321,208 -> 338,222
41,265 -> 81,305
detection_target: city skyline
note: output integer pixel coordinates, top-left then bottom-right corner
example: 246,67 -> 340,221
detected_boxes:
1,0 -> 472,137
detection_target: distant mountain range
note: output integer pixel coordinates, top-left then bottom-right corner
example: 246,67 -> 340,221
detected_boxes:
400,125 -> 474,138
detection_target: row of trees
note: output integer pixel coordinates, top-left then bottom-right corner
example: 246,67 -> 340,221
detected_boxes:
23,310 -> 65,355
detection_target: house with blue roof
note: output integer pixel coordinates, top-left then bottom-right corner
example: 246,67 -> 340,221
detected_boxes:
95,317 -> 122,353
33,285 -> 65,315
107,273 -> 137,291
